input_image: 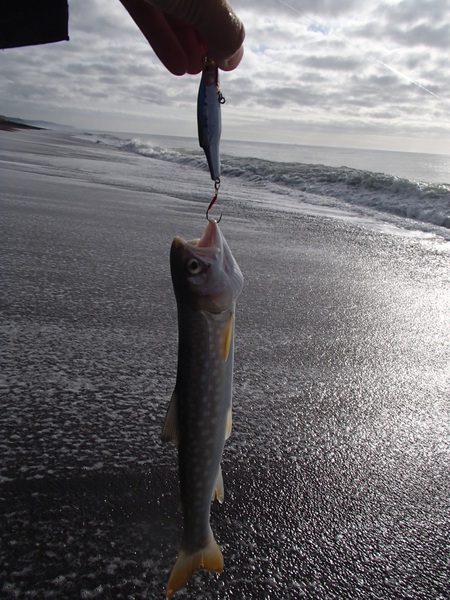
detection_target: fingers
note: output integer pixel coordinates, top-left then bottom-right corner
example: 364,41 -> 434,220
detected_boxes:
120,0 -> 189,75
149,0 -> 245,69
120,0 -> 245,75
165,14 -> 206,75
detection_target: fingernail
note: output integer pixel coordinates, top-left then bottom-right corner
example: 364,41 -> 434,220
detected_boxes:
219,46 -> 244,71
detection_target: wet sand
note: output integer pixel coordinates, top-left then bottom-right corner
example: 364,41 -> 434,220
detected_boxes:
0,130 -> 449,599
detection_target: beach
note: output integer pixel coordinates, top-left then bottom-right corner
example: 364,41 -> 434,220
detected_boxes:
1,129 -> 449,599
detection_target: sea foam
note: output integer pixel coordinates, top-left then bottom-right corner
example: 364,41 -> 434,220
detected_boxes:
81,133 -> 450,232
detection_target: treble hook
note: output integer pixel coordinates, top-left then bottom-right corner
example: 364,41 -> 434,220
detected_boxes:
206,178 -> 222,222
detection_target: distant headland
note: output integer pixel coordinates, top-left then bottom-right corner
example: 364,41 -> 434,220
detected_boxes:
0,115 -> 44,132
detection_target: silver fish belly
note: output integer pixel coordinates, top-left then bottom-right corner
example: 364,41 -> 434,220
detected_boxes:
162,219 -> 244,598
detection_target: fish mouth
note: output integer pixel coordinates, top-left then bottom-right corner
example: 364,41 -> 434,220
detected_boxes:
179,219 -> 222,257
171,218 -> 243,309
197,219 -> 219,249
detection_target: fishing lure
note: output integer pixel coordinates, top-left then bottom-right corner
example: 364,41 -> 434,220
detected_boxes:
197,58 -> 225,218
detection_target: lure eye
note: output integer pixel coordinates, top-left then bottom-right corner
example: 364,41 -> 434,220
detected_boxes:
186,258 -> 202,275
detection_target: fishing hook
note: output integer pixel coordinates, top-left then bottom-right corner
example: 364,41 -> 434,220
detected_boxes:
206,178 -> 222,222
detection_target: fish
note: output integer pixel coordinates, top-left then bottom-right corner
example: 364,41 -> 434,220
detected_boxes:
197,58 -> 224,182
162,218 -> 244,598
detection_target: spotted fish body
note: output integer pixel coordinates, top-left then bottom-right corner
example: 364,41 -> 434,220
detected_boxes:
162,219 -> 244,598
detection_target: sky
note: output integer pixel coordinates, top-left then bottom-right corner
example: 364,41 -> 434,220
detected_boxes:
1,0 -> 449,153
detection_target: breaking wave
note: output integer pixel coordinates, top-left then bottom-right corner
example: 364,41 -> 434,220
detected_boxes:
85,133 -> 450,231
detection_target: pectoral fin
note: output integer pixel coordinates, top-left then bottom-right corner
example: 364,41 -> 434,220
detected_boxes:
161,390 -> 179,443
221,314 -> 234,362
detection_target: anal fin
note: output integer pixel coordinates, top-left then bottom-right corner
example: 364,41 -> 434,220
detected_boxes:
212,465 -> 224,504
225,406 -> 232,440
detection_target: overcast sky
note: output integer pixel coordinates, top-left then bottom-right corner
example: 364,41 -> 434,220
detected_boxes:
1,0 -> 449,153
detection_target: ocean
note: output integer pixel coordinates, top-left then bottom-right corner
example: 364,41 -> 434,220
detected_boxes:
76,129 -> 450,240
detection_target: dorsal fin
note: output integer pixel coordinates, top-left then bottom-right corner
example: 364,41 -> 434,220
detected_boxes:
212,465 -> 224,504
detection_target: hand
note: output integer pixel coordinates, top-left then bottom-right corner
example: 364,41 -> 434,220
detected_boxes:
119,0 -> 245,76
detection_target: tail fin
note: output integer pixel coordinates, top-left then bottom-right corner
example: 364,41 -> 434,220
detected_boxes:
166,529 -> 223,599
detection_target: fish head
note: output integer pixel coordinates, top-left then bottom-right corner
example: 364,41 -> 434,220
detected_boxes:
170,219 -> 244,314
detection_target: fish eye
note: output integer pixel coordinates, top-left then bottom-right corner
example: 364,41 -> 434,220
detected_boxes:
186,258 -> 202,275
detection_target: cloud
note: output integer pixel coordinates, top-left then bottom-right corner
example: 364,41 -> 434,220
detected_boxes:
379,0 -> 446,25
393,23 -> 450,48
0,0 -> 448,153
235,0 -> 361,17
301,55 -> 361,71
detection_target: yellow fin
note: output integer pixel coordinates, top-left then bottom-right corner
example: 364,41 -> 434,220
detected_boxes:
225,406 -> 232,440
166,529 -> 223,599
161,391 -> 179,443
221,314 -> 234,362
212,465 -> 224,504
